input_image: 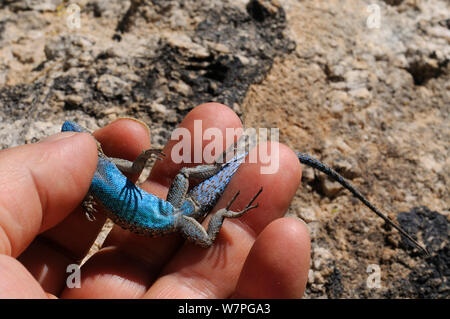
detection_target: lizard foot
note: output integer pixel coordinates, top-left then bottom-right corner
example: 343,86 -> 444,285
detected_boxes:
178,187 -> 263,247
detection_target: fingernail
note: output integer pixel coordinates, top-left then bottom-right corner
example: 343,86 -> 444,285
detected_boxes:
114,117 -> 151,135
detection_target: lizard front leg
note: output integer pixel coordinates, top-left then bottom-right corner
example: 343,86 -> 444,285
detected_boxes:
107,149 -> 165,175
81,193 -> 97,221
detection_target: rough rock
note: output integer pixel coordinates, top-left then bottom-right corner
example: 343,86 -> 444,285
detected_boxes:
0,0 -> 448,298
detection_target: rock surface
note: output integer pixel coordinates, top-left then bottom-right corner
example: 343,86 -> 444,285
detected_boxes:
0,0 -> 448,298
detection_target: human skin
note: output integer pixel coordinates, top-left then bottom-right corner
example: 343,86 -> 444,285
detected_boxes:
0,103 -> 310,298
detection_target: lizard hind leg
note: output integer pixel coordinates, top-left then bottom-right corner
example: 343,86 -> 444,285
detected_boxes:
178,187 -> 263,247
167,164 -> 226,208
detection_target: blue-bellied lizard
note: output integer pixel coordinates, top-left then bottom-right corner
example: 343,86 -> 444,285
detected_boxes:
61,121 -> 428,255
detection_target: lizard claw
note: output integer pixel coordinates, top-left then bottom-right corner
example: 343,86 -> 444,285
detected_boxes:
142,149 -> 166,161
85,211 -> 96,222
156,151 -> 166,161
246,187 -> 263,208
225,187 -> 263,211
82,194 -> 97,221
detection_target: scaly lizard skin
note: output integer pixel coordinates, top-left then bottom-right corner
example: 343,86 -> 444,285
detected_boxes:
61,121 -> 428,254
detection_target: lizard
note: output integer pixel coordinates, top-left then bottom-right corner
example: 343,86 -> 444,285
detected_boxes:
61,121 -> 429,255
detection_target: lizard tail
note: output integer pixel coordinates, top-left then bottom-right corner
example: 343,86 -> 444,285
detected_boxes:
296,152 -> 430,256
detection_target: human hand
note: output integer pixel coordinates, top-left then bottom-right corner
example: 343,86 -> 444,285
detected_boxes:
0,103 -> 310,298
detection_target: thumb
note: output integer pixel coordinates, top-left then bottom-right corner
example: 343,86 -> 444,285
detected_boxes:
0,131 -> 97,257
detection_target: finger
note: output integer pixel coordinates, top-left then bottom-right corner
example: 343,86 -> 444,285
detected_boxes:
232,217 -> 310,298
0,132 -> 97,258
0,255 -> 48,298
146,103 -> 243,189
93,118 -> 152,167
18,119 -> 151,295
61,103 -> 243,298
144,143 -> 302,298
